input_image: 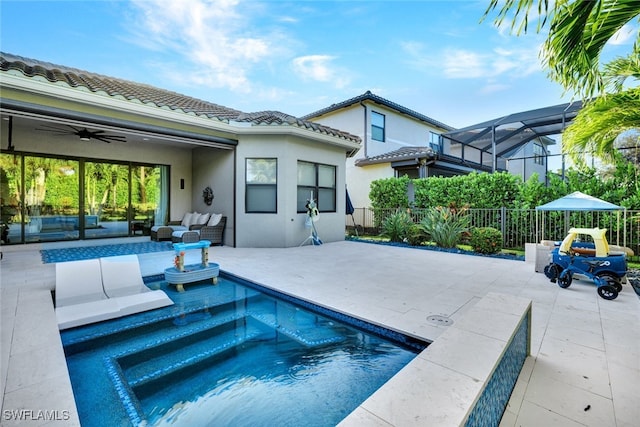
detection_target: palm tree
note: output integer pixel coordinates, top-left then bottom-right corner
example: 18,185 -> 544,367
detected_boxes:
483,0 -> 640,99
483,0 -> 640,165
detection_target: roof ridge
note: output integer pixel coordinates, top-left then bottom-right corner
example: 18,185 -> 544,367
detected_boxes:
301,90 -> 454,131
0,52 -> 361,143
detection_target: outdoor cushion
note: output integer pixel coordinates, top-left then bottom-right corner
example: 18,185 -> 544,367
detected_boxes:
208,213 -> 223,227
197,212 -> 210,224
181,212 -> 194,227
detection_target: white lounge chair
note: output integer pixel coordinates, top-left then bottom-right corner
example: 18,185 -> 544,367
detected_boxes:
55,256 -> 174,330
55,259 -> 120,330
100,255 -> 174,316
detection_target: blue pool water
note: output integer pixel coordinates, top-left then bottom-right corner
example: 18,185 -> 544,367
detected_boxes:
61,273 -> 427,426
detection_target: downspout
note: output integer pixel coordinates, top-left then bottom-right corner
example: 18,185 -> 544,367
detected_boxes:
360,102 -> 367,158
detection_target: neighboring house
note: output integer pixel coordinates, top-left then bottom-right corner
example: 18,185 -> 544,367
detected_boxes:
0,53 -> 360,247
303,91 -> 567,209
302,91 -> 455,209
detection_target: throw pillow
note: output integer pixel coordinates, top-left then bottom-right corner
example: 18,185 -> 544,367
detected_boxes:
208,213 -> 223,226
198,213 -> 211,224
190,213 -> 202,226
181,212 -> 194,227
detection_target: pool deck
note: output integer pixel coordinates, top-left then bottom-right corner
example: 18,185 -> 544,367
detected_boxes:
1,238 -> 639,426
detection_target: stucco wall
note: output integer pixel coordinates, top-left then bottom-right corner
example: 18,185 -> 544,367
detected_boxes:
192,147 -> 235,246
234,134 -> 347,248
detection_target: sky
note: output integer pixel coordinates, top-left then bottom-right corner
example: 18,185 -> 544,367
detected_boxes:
1,1 -> 636,140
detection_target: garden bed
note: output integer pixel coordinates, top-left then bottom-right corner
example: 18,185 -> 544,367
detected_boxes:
346,236 -> 525,261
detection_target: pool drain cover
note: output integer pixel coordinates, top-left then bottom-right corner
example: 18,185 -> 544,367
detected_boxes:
426,315 -> 453,326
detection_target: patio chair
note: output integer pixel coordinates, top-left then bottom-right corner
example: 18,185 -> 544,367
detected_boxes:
100,255 -> 173,316
150,212 -> 210,241
55,259 -> 120,330
191,215 -> 226,246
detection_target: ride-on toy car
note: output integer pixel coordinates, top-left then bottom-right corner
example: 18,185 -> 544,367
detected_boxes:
544,228 -> 628,300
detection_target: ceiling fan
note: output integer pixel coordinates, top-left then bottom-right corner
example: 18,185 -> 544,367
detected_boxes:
35,124 -> 126,143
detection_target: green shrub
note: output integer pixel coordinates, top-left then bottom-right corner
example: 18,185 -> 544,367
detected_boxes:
419,206 -> 470,248
406,223 -> 427,246
470,227 -> 503,254
380,210 -> 414,242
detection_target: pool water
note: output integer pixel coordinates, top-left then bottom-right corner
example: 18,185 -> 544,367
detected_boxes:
61,274 -> 426,426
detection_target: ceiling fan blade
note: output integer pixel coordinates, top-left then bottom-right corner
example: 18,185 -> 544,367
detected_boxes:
93,136 -> 112,143
35,125 -> 75,135
101,135 -> 127,143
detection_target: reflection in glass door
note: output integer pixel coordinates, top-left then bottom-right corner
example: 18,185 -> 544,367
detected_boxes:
130,165 -> 162,237
1,153 -> 22,244
1,153 -> 168,244
24,156 -> 80,242
84,162 -> 129,238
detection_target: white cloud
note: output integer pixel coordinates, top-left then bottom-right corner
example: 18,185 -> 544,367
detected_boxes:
609,23 -> 637,45
441,45 -> 541,79
127,0 -> 276,92
291,55 -> 349,88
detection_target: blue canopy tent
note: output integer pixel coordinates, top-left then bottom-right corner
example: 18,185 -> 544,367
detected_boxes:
536,191 -> 627,246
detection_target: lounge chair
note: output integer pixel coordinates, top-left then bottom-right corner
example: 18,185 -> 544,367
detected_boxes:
54,256 -> 174,330
191,215 -> 226,246
100,255 -> 174,316
55,259 -> 120,330
150,212 -> 211,241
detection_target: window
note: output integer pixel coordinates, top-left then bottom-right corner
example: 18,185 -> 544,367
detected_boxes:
246,158 -> 277,213
371,111 -> 385,142
533,143 -> 545,165
297,161 -> 336,213
429,131 -> 440,152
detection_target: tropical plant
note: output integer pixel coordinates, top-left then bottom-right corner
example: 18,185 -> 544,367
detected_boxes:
419,206 -> 471,249
483,1 -> 640,166
380,209 -> 414,243
482,0 -> 640,99
469,227 -> 503,254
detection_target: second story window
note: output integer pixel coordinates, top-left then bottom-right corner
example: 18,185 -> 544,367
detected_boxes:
533,143 -> 545,165
429,131 -> 440,152
371,111 -> 385,142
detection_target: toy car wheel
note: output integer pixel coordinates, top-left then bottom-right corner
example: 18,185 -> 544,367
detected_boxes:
557,274 -> 572,288
596,273 -> 622,292
597,285 -> 618,300
544,264 -> 562,282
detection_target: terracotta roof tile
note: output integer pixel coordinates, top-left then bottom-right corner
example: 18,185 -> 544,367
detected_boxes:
1,52 -> 361,143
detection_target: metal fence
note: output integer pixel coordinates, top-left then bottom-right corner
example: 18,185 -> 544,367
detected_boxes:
346,207 -> 640,258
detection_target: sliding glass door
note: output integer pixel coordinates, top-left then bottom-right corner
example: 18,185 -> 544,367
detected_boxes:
84,161 -> 129,238
0,152 -> 167,244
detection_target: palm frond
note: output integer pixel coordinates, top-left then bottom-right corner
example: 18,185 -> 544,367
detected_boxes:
543,0 -> 640,97
562,88 -> 640,166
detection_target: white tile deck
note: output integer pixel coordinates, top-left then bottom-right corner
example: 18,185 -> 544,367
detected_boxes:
1,238 -> 639,426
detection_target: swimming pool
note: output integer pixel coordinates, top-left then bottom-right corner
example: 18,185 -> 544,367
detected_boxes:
61,272 -> 428,426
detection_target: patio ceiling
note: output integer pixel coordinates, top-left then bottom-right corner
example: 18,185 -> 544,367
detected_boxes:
441,101 -> 583,159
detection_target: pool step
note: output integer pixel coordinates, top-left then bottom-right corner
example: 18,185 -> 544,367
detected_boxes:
62,291 -> 261,354
249,310 -> 346,347
115,316 -> 269,388
105,317 -> 268,426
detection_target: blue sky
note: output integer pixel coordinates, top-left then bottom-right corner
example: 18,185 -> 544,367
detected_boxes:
1,0 -> 636,132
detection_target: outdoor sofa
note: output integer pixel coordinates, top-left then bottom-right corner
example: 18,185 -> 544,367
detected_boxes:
151,212 -> 226,245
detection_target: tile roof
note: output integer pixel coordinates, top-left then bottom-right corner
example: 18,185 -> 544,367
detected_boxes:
301,90 -> 455,131
0,52 -> 360,143
355,146 -> 436,166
